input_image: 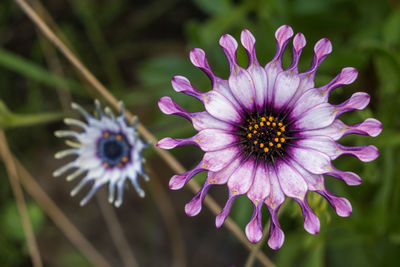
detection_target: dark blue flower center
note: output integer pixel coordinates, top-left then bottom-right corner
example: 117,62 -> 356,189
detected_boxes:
97,131 -> 131,168
240,113 -> 292,162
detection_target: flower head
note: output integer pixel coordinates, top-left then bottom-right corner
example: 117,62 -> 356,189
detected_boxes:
54,100 -> 148,207
157,25 -> 382,249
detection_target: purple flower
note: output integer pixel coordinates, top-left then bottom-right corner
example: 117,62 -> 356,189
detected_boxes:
54,100 -> 148,207
157,25 -> 382,249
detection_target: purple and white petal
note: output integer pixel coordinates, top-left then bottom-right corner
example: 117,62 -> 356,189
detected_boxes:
295,198 -> 320,234
265,25 -> 294,105
245,202 -> 263,242
172,75 -> 203,101
191,111 -> 236,131
216,194 -> 238,228
292,103 -> 336,131
208,157 -> 242,185
202,146 -> 240,172
275,160 -> 308,199
335,92 -> 370,116
202,90 -> 243,124
185,177 -> 212,216
317,188 -> 352,217
157,129 -> 237,152
227,159 -> 256,195
290,146 -> 331,175
220,34 -> 256,111
325,165 -> 362,186
169,162 -> 207,190
158,96 -> 192,122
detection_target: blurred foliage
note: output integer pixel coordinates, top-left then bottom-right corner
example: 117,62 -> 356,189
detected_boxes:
0,0 -> 399,266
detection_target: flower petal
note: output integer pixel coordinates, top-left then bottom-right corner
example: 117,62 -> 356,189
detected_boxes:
290,88 -> 326,117
208,157 -> 242,185
202,90 -> 243,125
290,146 -> 331,175
292,103 -> 336,131
169,162 -> 206,190
275,160 -> 307,199
172,75 -> 203,100
241,29 -> 268,112
265,25 -> 294,105
265,165 -> 285,210
317,189 -> 352,217
325,165 -> 362,186
190,48 -> 216,81
227,159 -> 256,195
319,67 -> 358,95
336,144 -> 379,162
335,92 -> 370,116
158,96 -> 192,122
157,129 -> 237,152
185,178 -> 212,216
191,111 -> 236,132
295,198 -> 320,234
203,146 -> 240,172
273,70 -> 300,110
247,164 -> 270,203
216,194 -> 237,228
267,207 -> 285,250
288,33 -> 306,71
295,136 -> 339,159
245,202 -> 263,242
220,34 -> 256,111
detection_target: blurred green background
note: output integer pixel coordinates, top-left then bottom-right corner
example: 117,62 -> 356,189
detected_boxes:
0,0 -> 399,266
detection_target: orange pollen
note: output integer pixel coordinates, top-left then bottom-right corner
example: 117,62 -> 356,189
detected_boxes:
261,117 -> 266,121
103,162 -> 109,167
116,135 -> 122,140
247,133 -> 252,138
260,122 -> 264,126
122,157 -> 128,162
264,147 -> 269,152
277,132 -> 282,136
278,122 -> 283,127
272,122 -> 276,127
260,143 -> 264,148
269,142 -> 273,147
277,143 -> 282,148
103,132 -> 109,138
118,163 -> 123,168
280,138 -> 286,142
254,140 -> 258,145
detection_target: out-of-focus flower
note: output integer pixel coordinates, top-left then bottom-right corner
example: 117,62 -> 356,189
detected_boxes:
54,100 -> 148,207
157,25 -> 382,249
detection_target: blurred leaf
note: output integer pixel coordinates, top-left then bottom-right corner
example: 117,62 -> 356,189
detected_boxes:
0,100 -> 63,129
0,201 -> 44,241
291,0 -> 332,15
70,0 -> 124,89
383,8 -> 400,46
192,0 -> 231,15
137,54 -> 196,86
0,48 -> 85,96
59,249 -> 91,267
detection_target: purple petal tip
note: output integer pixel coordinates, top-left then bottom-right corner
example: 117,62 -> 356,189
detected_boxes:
275,25 -> 294,44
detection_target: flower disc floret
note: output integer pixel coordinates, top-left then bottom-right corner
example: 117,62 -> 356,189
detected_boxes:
157,25 -> 382,249
240,113 -> 290,161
